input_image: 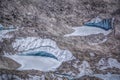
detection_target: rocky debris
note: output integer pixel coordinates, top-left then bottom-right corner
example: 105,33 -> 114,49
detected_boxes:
0,0 -> 119,35
0,56 -> 20,70
0,69 -> 69,80
114,17 -> 120,40
0,0 -> 120,79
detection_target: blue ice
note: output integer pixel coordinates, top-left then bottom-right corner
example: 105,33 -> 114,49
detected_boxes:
19,51 -> 58,60
84,18 -> 113,30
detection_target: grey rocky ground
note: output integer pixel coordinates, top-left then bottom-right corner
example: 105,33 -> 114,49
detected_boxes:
0,0 -> 120,80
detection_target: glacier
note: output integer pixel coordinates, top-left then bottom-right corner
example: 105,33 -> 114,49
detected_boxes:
12,37 -> 74,62
5,37 -> 74,71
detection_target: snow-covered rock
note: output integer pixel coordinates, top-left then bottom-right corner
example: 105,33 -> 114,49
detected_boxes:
97,58 -> 120,70
76,61 -> 93,78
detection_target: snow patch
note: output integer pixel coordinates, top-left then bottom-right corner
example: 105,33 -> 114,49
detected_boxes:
64,26 -> 111,37
89,53 -> 95,57
97,58 -> 120,70
93,73 -> 120,80
76,61 -> 93,78
0,29 -> 14,41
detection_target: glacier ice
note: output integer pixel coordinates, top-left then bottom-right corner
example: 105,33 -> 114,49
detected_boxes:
12,37 -> 74,62
5,37 -> 74,71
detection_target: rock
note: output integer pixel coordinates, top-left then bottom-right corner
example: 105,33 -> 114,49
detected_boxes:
115,23 -> 120,40
0,56 -> 20,69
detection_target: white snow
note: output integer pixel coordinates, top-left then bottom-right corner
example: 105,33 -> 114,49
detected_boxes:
12,37 -> 74,62
97,58 -> 120,70
5,54 -> 61,71
0,29 -> 14,41
76,61 -> 93,78
93,73 -> 120,80
64,26 -> 112,37
89,53 -> 95,57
